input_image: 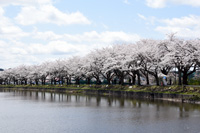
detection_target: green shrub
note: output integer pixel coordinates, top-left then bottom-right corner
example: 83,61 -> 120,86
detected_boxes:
188,79 -> 200,85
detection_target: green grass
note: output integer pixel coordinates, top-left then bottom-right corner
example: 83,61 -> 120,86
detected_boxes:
1,84 -> 200,98
188,78 -> 200,85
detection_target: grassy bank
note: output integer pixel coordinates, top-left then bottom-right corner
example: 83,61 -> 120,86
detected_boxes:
1,84 -> 200,101
0,84 -> 200,95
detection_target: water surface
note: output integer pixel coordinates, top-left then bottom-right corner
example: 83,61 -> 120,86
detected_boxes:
0,89 -> 200,133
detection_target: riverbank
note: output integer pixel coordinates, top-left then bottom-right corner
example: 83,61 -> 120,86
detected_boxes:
1,84 -> 200,104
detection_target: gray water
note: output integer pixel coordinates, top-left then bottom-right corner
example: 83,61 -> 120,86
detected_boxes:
0,89 -> 200,133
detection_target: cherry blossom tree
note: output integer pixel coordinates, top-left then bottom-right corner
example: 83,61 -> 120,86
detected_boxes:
1,33 -> 199,86
136,39 -> 161,85
162,35 -> 200,85
67,56 -> 84,85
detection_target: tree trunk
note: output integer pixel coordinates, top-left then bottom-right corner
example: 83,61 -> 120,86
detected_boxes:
140,69 -> 149,85
87,78 -> 91,84
58,78 -> 61,85
178,70 -> 182,85
113,79 -> 117,84
51,79 -> 53,85
54,78 -> 56,85
76,77 -> 80,85
107,78 -> 111,85
41,79 -> 44,85
98,78 -> 101,85
42,78 -> 46,85
146,73 -> 149,85
105,72 -> 113,85
43,79 -> 46,85
95,77 -> 101,85
68,78 -> 71,85
66,78 -> 69,85
182,72 -> 188,85
30,80 -> 32,85
137,70 -> 141,86
129,78 -> 132,85
35,79 -> 39,85
131,75 -> 136,85
61,77 -> 64,85
169,78 -> 172,85
119,75 -> 124,85
155,75 -> 159,86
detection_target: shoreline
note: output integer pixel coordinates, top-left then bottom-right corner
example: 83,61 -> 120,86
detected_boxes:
1,85 -> 200,104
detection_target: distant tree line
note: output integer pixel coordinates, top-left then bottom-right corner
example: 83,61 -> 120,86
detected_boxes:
0,34 -> 200,86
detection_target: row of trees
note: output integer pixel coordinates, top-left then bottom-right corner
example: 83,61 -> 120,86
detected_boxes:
0,34 -> 200,86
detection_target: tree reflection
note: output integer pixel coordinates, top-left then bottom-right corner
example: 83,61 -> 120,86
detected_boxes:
96,96 -> 101,106
1,89 -> 200,114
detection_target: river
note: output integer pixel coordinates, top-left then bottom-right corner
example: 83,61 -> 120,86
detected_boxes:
0,89 -> 200,133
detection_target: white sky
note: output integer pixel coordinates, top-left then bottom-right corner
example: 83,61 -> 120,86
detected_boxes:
0,0 -> 200,68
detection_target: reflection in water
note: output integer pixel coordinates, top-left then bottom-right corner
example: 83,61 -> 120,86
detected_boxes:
4,89 -> 200,118
0,89 -> 200,133
1,89 -> 200,113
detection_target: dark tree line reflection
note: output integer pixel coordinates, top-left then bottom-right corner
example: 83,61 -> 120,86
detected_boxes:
1,89 -> 200,119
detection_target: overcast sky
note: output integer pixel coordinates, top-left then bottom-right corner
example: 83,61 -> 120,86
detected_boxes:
0,0 -> 200,68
